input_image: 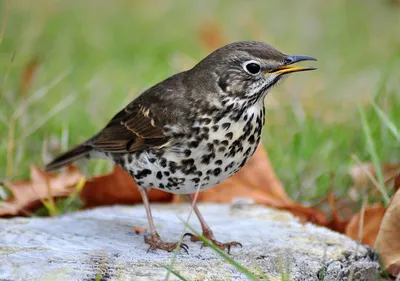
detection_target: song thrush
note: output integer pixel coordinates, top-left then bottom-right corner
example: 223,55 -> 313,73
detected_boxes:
45,41 -> 316,253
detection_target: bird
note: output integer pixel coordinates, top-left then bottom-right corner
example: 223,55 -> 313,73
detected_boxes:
45,41 -> 316,253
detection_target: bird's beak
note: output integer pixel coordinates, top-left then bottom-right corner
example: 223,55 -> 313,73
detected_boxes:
265,55 -> 317,76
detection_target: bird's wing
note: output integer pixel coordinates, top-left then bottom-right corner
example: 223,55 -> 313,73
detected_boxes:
90,101 -> 171,153
89,72 -> 194,153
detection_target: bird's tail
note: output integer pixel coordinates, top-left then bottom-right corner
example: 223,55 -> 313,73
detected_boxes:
45,144 -> 92,171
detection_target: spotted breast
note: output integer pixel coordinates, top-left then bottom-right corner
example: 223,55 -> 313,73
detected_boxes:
119,98 -> 266,194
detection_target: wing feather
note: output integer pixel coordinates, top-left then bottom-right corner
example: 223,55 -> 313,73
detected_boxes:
89,72 -> 192,153
91,102 -> 169,153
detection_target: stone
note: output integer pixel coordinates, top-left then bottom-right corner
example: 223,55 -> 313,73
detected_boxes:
0,203 -> 380,281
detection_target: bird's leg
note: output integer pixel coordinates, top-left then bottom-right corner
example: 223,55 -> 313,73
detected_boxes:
184,194 -> 242,253
138,188 -> 188,253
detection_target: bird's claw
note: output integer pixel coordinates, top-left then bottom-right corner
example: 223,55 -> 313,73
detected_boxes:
183,232 -> 201,241
183,232 -> 242,254
180,243 -> 189,254
145,233 -> 189,254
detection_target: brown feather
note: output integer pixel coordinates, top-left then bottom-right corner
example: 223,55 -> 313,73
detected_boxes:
90,102 -> 170,153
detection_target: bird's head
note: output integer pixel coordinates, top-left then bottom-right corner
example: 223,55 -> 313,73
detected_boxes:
191,41 -> 316,103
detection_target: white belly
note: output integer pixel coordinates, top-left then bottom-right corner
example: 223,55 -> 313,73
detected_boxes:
123,102 -> 265,194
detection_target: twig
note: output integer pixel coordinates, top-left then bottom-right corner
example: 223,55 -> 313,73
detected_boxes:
45,176 -> 58,216
358,196 -> 368,243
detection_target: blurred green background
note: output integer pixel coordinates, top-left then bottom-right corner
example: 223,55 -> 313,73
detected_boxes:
1,0 -> 399,203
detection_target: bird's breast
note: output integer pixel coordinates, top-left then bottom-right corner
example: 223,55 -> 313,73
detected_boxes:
123,101 -> 266,194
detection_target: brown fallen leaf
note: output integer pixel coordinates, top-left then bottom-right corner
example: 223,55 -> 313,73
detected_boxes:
0,165 -> 81,217
349,162 -> 400,200
375,189 -> 400,277
19,58 -> 40,98
326,191 -> 349,233
228,145 -> 291,203
80,165 -> 172,208
198,21 -> 226,51
345,204 -> 386,247
394,172 -> 400,192
133,226 -> 147,235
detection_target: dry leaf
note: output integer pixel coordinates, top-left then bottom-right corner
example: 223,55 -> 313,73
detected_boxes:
394,172 -> 400,192
80,165 -> 172,208
19,58 -> 40,98
133,226 -> 147,235
227,145 -> 291,203
345,204 -> 386,247
198,21 -> 226,51
326,191 -> 349,233
375,189 -> 400,277
349,162 -> 400,199
0,165 -> 81,217
311,174 -> 354,233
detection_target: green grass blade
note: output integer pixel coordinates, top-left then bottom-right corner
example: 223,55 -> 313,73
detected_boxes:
372,102 -> 400,141
358,106 -> 390,205
95,270 -> 103,281
162,266 -> 189,281
182,221 -> 260,281
19,93 -> 77,142
373,51 -> 399,102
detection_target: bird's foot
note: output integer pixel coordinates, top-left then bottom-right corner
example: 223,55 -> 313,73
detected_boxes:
184,229 -> 242,254
145,232 -> 189,254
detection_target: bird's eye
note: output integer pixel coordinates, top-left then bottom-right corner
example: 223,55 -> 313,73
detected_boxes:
243,61 -> 261,75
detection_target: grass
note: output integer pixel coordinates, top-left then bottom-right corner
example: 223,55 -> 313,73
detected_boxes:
1,1 -> 400,206
359,106 -> 390,205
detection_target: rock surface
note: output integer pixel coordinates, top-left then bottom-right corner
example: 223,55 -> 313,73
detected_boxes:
0,203 -> 380,281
